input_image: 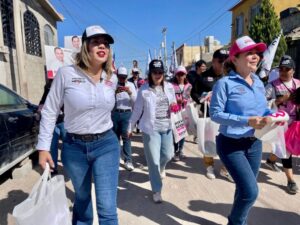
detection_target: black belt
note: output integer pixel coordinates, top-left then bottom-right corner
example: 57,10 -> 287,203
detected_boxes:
67,130 -> 110,142
220,134 -> 257,142
114,109 -> 132,113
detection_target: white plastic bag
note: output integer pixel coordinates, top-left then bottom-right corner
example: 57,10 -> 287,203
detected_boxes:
171,112 -> 188,143
13,163 -> 71,225
197,101 -> 219,157
254,110 -> 290,158
182,102 -> 199,136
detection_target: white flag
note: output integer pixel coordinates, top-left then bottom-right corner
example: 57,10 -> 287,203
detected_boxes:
145,49 -> 152,76
259,32 -> 282,78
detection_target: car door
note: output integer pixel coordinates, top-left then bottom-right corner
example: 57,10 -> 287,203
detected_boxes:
0,110 -> 10,172
0,85 -> 37,174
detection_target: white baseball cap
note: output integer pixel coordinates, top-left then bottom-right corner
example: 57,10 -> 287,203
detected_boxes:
82,25 -> 114,44
117,66 -> 128,76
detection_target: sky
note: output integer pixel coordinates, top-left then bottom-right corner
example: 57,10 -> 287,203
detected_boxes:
50,0 -> 240,73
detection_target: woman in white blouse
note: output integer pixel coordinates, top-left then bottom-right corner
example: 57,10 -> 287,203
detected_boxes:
37,25 -> 120,225
128,59 -> 177,203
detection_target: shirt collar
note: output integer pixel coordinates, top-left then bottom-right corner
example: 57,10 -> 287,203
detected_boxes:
229,70 -> 259,81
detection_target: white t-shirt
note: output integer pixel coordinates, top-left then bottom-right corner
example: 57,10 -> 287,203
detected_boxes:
154,86 -> 170,132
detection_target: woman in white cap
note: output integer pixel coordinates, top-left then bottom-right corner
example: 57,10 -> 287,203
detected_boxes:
128,59 -> 177,203
171,65 -> 192,161
265,55 -> 300,194
210,36 -> 271,225
37,25 -> 120,225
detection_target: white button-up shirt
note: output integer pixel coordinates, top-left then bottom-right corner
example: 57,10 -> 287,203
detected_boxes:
36,65 -> 117,151
115,81 -> 137,110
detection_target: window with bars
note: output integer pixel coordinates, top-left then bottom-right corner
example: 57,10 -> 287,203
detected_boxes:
0,0 -> 16,48
24,10 -> 42,56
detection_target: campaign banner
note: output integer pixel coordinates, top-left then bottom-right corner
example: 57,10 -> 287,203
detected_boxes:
64,35 -> 81,55
44,45 -> 73,79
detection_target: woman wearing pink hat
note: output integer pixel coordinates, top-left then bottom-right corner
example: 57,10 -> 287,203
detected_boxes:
210,36 -> 272,225
171,66 -> 192,161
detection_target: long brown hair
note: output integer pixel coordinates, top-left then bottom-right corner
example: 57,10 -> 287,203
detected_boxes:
75,39 -> 113,80
147,70 -> 165,90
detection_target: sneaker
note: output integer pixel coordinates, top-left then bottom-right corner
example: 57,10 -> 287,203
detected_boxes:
265,159 -> 281,172
172,155 -> 180,162
180,154 -> 187,160
287,181 -> 299,194
220,168 -> 234,182
160,169 -> 166,179
206,166 -> 216,179
124,161 -> 134,171
153,192 -> 163,203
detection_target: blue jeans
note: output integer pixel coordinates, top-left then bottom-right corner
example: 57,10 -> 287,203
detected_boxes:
50,122 -> 66,169
62,129 -> 120,225
174,138 -> 185,156
216,134 -> 262,225
112,111 -> 132,162
142,129 -> 174,192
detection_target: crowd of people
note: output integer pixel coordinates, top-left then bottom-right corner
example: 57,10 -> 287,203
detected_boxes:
36,25 -> 299,225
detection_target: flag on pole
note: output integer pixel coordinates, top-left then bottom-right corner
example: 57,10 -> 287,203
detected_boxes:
259,32 -> 282,78
169,43 -> 178,75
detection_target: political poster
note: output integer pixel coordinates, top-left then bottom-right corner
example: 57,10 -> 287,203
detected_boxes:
44,45 -> 73,79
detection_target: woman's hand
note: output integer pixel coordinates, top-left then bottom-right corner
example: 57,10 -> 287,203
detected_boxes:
248,116 -> 267,129
39,150 -> 55,171
127,132 -> 132,138
170,103 -> 180,113
275,94 -> 291,105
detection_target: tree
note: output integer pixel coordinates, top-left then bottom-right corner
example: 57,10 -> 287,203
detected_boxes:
249,0 -> 287,67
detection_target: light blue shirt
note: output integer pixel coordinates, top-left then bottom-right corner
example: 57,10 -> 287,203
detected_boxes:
209,71 -> 272,139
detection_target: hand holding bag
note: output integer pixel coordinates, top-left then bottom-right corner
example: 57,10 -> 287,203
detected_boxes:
13,163 -> 71,225
197,101 -> 219,157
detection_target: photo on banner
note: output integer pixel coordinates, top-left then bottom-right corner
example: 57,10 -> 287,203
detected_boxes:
64,35 -> 82,59
44,45 -> 73,79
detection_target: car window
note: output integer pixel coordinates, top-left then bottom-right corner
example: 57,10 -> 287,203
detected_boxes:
0,86 -> 23,107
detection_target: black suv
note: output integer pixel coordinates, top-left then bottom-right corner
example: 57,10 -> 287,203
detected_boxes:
0,84 -> 39,175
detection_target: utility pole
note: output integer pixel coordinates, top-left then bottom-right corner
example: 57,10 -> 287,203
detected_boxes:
162,27 -> 167,71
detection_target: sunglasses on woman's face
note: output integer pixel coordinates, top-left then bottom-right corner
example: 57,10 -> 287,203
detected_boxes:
152,72 -> 164,75
176,73 -> 186,77
279,67 -> 292,72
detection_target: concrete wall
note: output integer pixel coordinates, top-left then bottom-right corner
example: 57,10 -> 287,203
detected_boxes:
281,11 -> 300,34
177,42 -> 223,68
0,0 -> 59,104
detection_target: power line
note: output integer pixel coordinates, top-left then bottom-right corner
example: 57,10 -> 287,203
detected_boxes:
57,0 -> 83,30
85,0 -> 156,49
180,0 -> 239,44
